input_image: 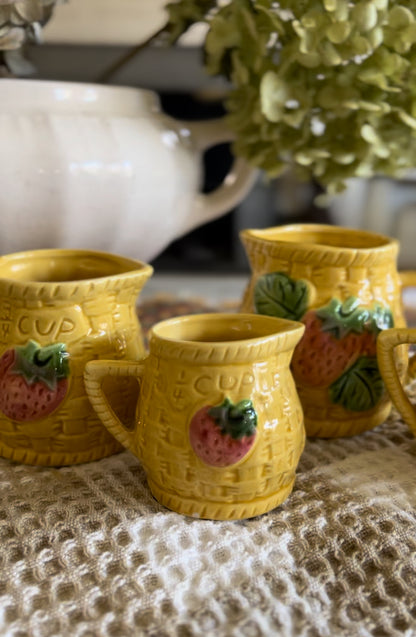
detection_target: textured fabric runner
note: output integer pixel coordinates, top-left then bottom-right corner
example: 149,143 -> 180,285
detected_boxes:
1,297 -> 416,637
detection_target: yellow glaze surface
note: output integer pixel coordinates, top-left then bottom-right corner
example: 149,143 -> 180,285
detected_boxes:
84,313 -> 305,520
0,249 -> 152,465
378,328 -> 416,436
240,224 -> 416,438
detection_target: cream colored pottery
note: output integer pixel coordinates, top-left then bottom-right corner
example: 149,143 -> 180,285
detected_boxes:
0,248 -> 152,465
240,224 -> 416,438
84,313 -> 305,521
0,79 -> 256,261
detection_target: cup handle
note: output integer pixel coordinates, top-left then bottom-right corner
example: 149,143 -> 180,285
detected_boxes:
182,118 -> 258,234
84,359 -> 145,452
377,328 -> 416,434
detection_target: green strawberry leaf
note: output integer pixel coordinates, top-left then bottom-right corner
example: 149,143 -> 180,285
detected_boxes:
209,397 -> 257,439
13,340 -> 70,390
254,272 -> 309,321
317,297 -> 394,338
316,297 -> 371,338
329,356 -> 384,412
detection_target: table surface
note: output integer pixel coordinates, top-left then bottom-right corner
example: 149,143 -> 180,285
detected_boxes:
1,278 -> 416,637
140,273 -> 248,304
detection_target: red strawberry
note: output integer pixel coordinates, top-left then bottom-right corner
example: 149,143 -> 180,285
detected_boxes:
291,298 -> 393,387
189,397 -> 257,467
0,340 -> 70,422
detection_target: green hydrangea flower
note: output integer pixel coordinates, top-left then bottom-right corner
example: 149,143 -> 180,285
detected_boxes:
164,0 -> 416,194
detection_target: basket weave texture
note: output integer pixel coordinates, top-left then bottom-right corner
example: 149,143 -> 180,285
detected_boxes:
138,318 -> 305,520
240,227 -> 408,437
0,255 -> 151,466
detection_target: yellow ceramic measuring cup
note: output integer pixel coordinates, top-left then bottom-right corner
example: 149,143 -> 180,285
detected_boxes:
0,248 -> 152,465
240,224 -> 416,438
84,313 -> 305,521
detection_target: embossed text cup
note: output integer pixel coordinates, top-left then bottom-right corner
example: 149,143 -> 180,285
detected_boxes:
240,224 -> 416,438
84,313 -> 305,520
0,248 -> 152,465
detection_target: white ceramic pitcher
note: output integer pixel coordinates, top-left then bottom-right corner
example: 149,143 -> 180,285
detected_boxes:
0,79 -> 256,261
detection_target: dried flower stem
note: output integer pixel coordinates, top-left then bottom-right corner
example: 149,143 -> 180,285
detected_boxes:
96,21 -> 171,84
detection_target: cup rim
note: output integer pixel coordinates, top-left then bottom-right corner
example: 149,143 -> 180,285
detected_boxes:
240,223 -> 395,250
0,248 -> 153,303
240,224 -> 399,268
149,313 -> 305,365
151,312 -> 302,343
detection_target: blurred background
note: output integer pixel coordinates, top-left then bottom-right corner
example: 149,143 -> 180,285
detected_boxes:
25,0 -> 416,276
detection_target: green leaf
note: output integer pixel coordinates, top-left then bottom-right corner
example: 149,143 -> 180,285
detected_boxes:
14,340 -> 70,390
209,397 -> 257,439
323,0 -> 337,11
397,109 -> 416,130
351,2 -> 378,33
388,6 -> 414,30
316,297 -> 371,338
319,40 -> 343,66
260,71 -> 290,122
333,0 -> 349,21
326,22 -> 352,44
254,272 -> 309,321
329,356 -> 384,412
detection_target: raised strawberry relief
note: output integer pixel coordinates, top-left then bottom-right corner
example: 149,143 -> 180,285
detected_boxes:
253,271 -> 394,413
0,340 -> 70,422
189,397 -> 258,467
291,298 -> 389,386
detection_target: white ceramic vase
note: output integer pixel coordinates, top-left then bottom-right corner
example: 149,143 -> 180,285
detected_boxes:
0,79 -> 256,261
